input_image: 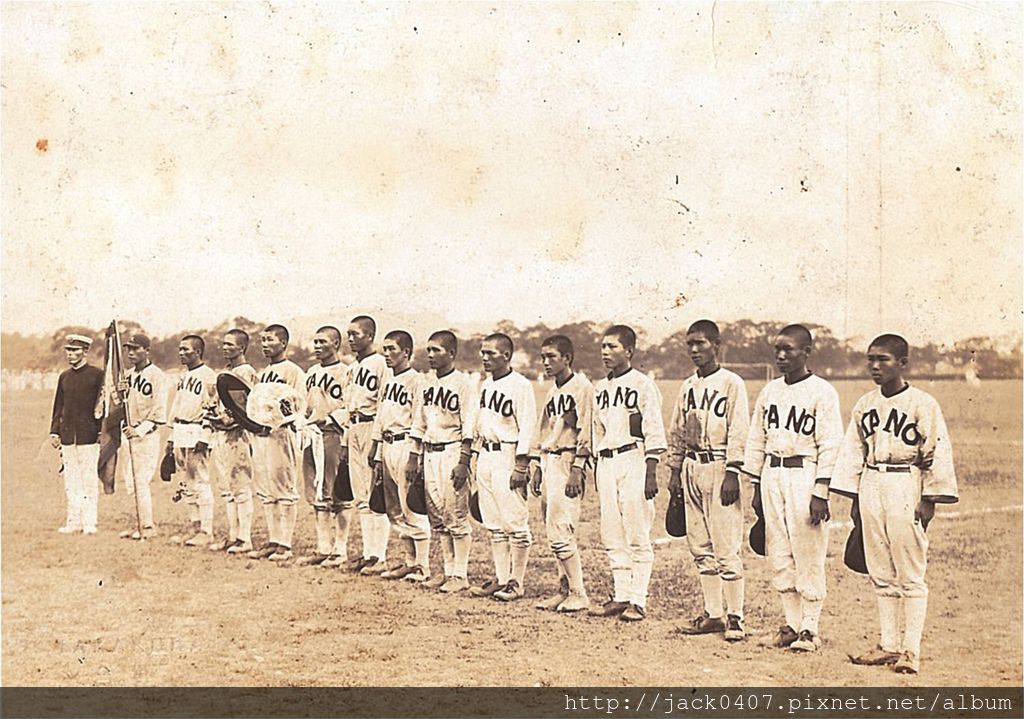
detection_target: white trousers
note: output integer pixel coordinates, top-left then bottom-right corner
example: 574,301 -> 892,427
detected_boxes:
423,443 -> 471,537
684,457 -> 743,579
62,443 -> 100,531
596,449 -> 654,607
117,431 -> 161,528
540,451 -> 582,559
761,462 -> 828,601
476,445 -> 531,537
381,439 -> 431,541
860,467 -> 929,598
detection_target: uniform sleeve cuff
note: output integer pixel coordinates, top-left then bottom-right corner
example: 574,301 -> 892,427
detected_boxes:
812,480 -> 830,501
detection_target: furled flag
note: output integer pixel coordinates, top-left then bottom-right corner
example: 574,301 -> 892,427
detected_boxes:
95,321 -> 126,494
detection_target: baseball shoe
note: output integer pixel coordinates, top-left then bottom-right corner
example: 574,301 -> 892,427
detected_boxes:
184,532 -> 212,547
207,539 -> 231,552
359,557 -> 386,575
119,529 -> 136,539
227,540 -> 253,555
893,651 -> 920,674
296,554 -> 329,566
268,548 -> 294,562
423,573 -> 448,590
381,564 -> 416,580
57,525 -> 82,534
535,577 -> 570,610
620,604 -> 647,622
403,566 -> 429,583
493,580 -> 524,602
725,614 -> 746,642
248,543 -> 279,560
343,557 -> 369,573
440,576 -> 470,593
556,592 -> 590,613
849,646 -> 902,666
318,554 -> 346,568
774,625 -> 800,648
470,577 -> 503,598
677,611 -> 726,635
82,527 -> 98,535
790,630 -> 822,652
588,598 -> 631,617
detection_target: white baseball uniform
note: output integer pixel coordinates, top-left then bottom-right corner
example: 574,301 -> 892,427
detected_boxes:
666,367 -> 749,619
743,373 -> 843,635
831,383 -> 958,656
345,352 -> 389,561
474,370 -> 537,588
208,363 -> 257,546
372,367 -> 430,568
118,362 -> 168,530
593,368 -> 667,609
530,371 -> 594,600
252,359 -> 306,550
169,364 -> 218,533
411,367 -> 478,580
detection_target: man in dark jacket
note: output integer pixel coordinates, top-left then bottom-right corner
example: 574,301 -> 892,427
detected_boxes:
49,333 -> 104,534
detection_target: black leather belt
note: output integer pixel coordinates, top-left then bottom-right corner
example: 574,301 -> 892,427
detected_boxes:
867,463 -> 912,473
481,440 -> 514,452
350,413 -> 375,424
598,442 -> 638,459
542,447 -> 576,456
684,450 -> 723,464
383,431 -> 409,444
769,455 -> 804,468
173,419 -> 202,425
424,441 -> 456,452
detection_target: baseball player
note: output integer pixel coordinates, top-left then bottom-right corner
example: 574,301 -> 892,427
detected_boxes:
668,320 -> 750,641
206,329 -> 258,554
116,334 -> 167,540
831,334 -> 958,674
49,333 -> 104,535
368,331 -> 431,579
166,335 -> 218,546
742,324 -> 843,652
469,333 -> 537,602
588,325 -> 667,622
406,330 -> 478,590
247,324 -> 306,562
341,316 -> 390,574
297,326 -> 350,567
528,335 -> 593,613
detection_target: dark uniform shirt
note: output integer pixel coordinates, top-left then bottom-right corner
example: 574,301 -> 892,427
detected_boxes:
50,364 -> 104,445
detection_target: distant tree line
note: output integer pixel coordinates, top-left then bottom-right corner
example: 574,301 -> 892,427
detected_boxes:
2,317 -> 1020,380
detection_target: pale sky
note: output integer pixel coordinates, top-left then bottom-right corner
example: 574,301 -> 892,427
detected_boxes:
2,2 -> 1021,345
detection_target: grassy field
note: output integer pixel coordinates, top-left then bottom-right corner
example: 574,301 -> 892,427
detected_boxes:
2,379 -> 1021,687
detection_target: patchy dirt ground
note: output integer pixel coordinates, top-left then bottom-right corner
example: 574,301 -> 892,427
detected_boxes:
3,383 -> 1021,687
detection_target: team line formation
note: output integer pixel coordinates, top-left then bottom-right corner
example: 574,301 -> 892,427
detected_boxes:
50,318 -> 958,675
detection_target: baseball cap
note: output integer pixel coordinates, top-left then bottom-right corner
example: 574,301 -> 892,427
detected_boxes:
123,333 -> 151,350
64,334 -> 93,349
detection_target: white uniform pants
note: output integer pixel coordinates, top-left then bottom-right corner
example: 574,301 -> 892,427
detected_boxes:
476,445 -> 531,541
860,467 -> 928,598
252,429 -> 300,505
541,451 -> 582,559
423,443 -> 470,537
174,447 -> 213,511
684,457 -> 743,579
61,443 -> 100,531
381,438 -> 430,541
596,449 -> 654,607
211,428 -> 254,501
117,431 -> 161,528
345,421 -> 375,511
761,461 -> 828,601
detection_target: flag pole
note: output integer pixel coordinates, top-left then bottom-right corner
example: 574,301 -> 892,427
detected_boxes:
112,321 -> 144,541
